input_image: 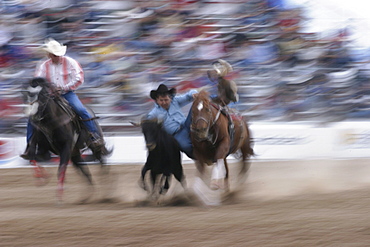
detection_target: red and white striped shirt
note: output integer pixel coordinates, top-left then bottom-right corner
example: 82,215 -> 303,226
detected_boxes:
34,56 -> 84,91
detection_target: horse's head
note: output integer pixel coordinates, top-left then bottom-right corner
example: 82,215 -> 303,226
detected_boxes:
24,77 -> 54,117
191,90 -> 213,141
141,118 -> 162,151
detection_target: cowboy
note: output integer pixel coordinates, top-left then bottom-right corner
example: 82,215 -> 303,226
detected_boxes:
21,38 -> 104,159
207,59 -> 239,106
147,84 -> 198,159
207,59 -> 239,139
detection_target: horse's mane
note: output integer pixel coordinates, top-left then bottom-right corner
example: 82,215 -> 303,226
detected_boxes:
30,77 -> 57,95
29,77 -> 61,99
194,90 -> 210,108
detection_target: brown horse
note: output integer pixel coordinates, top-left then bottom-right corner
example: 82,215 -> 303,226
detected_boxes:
191,90 -> 254,190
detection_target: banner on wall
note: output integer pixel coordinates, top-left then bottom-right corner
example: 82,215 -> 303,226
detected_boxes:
0,138 -> 20,167
3,121 -> 370,168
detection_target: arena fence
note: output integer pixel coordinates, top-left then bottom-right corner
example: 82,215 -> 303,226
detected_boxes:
1,121 -> 370,168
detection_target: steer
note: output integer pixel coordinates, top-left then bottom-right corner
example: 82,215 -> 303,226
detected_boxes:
138,119 -> 186,199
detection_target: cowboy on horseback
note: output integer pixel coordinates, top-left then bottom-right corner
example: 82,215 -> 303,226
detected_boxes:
207,59 -> 239,138
21,38 -> 104,159
207,59 -> 239,106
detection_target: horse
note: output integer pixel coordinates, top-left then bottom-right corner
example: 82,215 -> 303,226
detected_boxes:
190,90 -> 254,191
133,119 -> 186,200
23,77 -> 112,202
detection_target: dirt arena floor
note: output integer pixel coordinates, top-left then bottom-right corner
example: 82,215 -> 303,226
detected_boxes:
1,159 -> 370,246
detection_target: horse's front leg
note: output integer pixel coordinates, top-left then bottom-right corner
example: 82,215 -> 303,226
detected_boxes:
30,159 -> 50,186
57,162 -> 68,202
56,148 -> 71,203
210,159 -> 227,190
139,165 -> 149,191
71,154 -> 94,204
160,175 -> 170,195
71,153 -> 93,185
150,171 -> 160,200
28,139 -> 49,185
210,142 -> 229,190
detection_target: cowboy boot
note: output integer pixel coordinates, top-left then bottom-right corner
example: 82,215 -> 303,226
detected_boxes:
89,132 -> 105,150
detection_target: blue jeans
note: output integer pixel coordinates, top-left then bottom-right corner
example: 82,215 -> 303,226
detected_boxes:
174,108 -> 194,159
62,91 -> 98,133
26,91 -> 98,143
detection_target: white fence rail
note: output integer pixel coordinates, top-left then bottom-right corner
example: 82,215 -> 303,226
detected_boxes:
1,121 -> 370,168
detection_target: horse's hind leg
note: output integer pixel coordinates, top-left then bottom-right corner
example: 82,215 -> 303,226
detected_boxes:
94,151 -> 110,175
239,129 -> 253,176
239,124 -> 253,177
71,155 -> 93,185
237,145 -> 253,187
71,154 -> 94,203
224,159 -> 230,191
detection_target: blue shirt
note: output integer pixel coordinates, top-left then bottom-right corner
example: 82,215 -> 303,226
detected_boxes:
147,89 -> 197,135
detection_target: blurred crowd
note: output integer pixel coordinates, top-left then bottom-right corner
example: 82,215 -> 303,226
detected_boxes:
1,0 -> 370,134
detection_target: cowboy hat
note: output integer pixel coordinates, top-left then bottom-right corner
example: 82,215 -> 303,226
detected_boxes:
150,84 -> 176,100
41,38 -> 67,56
212,59 -> 233,77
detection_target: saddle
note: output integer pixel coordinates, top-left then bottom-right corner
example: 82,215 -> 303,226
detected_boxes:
53,96 -> 82,133
210,101 -> 235,141
221,107 -> 235,142
54,96 -> 105,151
55,97 -> 75,119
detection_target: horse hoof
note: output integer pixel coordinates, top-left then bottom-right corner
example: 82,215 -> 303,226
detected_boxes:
34,168 -> 50,186
35,177 -> 49,187
210,179 -> 227,190
210,180 -> 220,190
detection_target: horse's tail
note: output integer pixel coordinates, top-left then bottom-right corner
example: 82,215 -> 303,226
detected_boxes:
243,116 -> 255,158
247,141 -> 255,158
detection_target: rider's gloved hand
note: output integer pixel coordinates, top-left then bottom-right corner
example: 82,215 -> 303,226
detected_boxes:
55,86 -> 67,95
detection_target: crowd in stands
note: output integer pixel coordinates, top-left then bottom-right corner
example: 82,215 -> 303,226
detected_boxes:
1,0 -> 370,134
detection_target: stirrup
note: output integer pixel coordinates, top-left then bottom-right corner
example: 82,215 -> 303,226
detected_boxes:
89,133 -> 105,148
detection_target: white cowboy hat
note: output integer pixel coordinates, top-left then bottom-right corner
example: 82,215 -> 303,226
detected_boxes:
41,38 -> 67,56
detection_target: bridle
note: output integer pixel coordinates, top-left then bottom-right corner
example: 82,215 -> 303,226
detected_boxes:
191,100 -> 221,145
28,86 -> 52,122
28,85 -> 72,133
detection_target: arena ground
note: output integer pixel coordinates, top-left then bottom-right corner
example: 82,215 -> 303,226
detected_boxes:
1,159 -> 370,246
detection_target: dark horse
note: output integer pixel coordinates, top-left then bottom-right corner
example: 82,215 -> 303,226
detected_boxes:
24,77 -> 111,202
134,119 -> 186,200
191,90 -> 254,190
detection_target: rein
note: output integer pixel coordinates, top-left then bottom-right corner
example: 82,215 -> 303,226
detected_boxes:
32,91 -> 74,136
31,95 -> 51,122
